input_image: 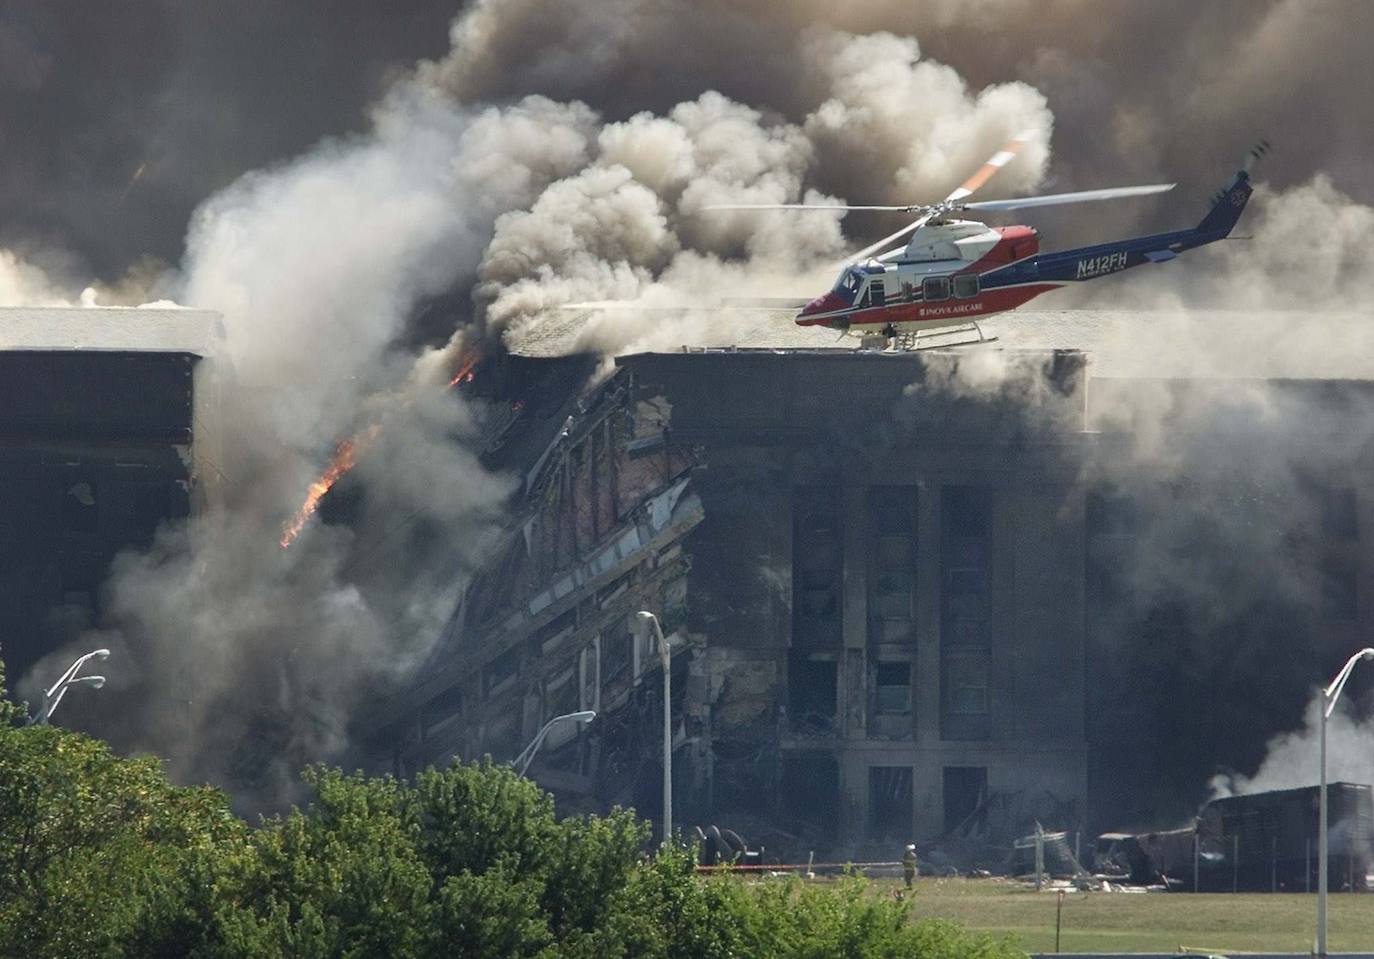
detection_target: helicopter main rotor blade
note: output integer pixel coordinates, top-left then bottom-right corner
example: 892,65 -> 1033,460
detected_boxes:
943,130 -> 1037,203
962,182 -> 1174,212
847,210 -> 938,264
702,203 -> 921,212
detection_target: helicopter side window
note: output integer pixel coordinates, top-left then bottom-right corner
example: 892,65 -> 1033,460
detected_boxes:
953,274 -> 980,299
837,270 -> 862,300
922,276 -> 951,302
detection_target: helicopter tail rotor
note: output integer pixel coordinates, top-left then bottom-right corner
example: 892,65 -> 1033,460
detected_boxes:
1242,138 -> 1271,174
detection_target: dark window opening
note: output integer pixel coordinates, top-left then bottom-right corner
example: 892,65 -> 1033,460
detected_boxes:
421,684 -> 465,740
942,486 -> 992,740
131,483 -> 170,542
788,652 -> 837,736
485,713 -> 518,760
941,653 -> 990,740
483,645 -> 519,697
62,481 -> 98,534
581,643 -> 599,710
868,486 -> 916,645
597,571 -> 634,608
866,279 -> 886,308
923,276 -> 951,302
945,485 -> 991,537
793,486 -> 843,647
545,669 -> 579,732
536,607 -> 577,650
780,750 -> 839,830
942,486 -> 991,651
952,274 -> 979,299
602,627 -> 633,687
875,661 -> 912,715
58,552 -> 103,616
943,766 -> 988,834
868,766 -> 913,840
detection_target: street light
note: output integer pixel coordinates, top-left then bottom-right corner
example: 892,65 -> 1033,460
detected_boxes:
1317,646 -> 1374,958
512,710 -> 596,777
637,610 -> 673,844
27,648 -> 110,726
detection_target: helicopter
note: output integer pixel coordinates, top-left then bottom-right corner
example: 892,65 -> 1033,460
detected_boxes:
709,136 -> 1269,347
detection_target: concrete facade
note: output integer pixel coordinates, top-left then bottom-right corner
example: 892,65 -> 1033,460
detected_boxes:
373,312 -> 1374,854
0,307 -> 223,683
373,346 -> 1090,855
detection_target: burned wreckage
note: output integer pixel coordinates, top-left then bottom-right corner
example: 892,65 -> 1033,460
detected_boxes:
366,340 -> 1091,857
1093,784 -> 1374,892
364,309 -> 1374,863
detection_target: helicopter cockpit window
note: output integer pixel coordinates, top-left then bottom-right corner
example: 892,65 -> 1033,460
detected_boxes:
952,274 -> 979,299
922,276 -> 951,302
837,270 -> 862,301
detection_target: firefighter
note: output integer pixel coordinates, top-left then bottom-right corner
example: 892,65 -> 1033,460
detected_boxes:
902,844 -> 918,890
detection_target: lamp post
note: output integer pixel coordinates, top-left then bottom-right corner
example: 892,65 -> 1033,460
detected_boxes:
27,648 -> 110,726
637,610 -> 673,844
1317,646 -> 1374,958
512,710 -> 596,777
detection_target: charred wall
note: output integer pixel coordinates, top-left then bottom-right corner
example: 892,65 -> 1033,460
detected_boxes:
279,342 -> 1374,850
0,349 -> 201,681
382,347 -> 1095,855
373,355 -> 705,830
617,349 -> 1090,853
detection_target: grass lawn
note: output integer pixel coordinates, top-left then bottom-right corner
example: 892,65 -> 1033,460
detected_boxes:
880,877 -> 1374,953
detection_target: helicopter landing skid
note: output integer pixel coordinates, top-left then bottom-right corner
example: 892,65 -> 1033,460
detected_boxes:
860,322 -> 996,352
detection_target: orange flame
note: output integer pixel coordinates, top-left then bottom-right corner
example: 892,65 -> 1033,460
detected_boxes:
280,353 -> 478,549
447,354 -> 478,389
279,423 -> 382,549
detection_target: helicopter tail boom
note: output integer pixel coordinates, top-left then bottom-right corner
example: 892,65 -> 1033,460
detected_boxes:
1194,169 -> 1254,240
980,156 -> 1260,290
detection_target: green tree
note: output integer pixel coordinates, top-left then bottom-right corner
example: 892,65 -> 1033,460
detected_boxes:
1,650 -> 1023,959
0,710 -> 240,957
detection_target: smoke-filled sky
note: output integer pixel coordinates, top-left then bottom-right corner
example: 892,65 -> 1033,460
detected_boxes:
4,0 -> 1372,286
6,0 -> 1374,814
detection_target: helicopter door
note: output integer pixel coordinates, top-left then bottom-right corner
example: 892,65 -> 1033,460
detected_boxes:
867,279 -> 885,308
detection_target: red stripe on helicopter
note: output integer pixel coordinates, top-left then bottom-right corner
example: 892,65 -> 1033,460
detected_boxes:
955,225 -> 1040,275
796,282 -> 1061,328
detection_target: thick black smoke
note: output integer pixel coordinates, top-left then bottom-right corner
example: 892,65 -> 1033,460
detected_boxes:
0,0 -> 456,281
6,0 -> 1374,820
6,0 -> 1373,285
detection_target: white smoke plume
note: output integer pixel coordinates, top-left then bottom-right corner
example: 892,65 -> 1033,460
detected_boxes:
12,0 -> 1369,823
1212,693 -> 1374,798
0,247 -> 176,310
470,32 -> 1050,359
0,249 -> 71,306
8,11 -> 1054,807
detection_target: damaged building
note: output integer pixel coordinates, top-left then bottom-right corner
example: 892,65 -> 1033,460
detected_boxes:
371,316 -> 1091,856
0,307 -> 224,685
369,309 -> 1374,858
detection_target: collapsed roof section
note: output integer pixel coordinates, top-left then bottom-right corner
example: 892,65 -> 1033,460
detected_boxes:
371,352 -> 703,793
